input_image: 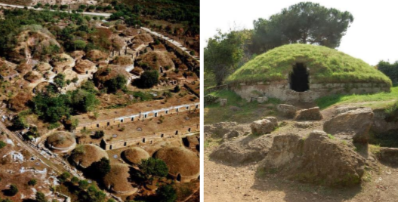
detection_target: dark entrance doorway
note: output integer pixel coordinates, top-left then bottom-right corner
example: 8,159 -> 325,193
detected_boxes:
290,63 -> 309,92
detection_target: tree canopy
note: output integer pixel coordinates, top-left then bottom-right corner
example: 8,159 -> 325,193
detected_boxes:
204,30 -> 244,85
378,61 -> 398,85
250,2 -> 354,53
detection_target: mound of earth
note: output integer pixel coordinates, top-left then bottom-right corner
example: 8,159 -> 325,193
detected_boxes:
51,53 -> 75,71
123,28 -> 139,36
74,59 -> 96,74
111,56 -> 134,66
69,144 -> 109,169
154,147 -> 199,181
111,35 -> 126,51
93,65 -> 130,86
103,164 -> 138,195
16,62 -> 33,75
257,130 -> 366,187
226,44 -> 392,86
9,28 -> 61,63
34,81 -> 56,94
24,71 -> 42,82
35,62 -> 52,73
210,134 -> 275,165
136,51 -> 175,71
46,132 -> 76,153
135,33 -> 153,43
70,50 -> 86,60
86,49 -> 109,62
8,92 -> 32,111
122,147 -> 150,165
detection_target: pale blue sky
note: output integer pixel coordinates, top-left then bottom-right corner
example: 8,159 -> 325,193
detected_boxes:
200,0 -> 398,65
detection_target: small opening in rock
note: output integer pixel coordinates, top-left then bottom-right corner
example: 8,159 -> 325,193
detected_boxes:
290,63 -> 309,92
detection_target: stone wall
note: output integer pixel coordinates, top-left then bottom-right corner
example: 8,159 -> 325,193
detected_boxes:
101,124 -> 199,150
75,102 -> 200,131
231,81 -> 390,103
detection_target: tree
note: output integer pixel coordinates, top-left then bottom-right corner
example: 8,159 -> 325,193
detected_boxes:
378,61 -> 398,85
78,180 -> 89,190
54,73 -> 66,87
70,89 -> 99,113
35,191 -> 47,202
104,75 -> 127,93
73,40 -> 87,50
135,70 -> 159,88
92,130 -> 104,139
157,184 -> 177,202
139,157 -> 168,179
173,85 -> 180,93
58,172 -> 71,183
8,184 -> 18,196
28,179 -> 37,186
204,30 -> 244,85
88,157 -> 111,178
11,115 -> 27,130
0,141 -> 6,149
250,2 -> 354,54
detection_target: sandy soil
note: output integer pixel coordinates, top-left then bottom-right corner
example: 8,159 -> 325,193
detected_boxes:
205,143 -> 398,202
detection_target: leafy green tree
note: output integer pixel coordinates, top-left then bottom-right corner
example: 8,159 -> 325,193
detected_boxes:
378,61 -> 398,85
8,184 -> 18,196
88,157 -> 111,178
204,30 -> 244,85
28,179 -> 37,186
71,176 -> 79,184
33,94 -> 71,123
73,40 -> 87,50
35,191 -> 47,202
11,115 -> 27,130
78,180 -> 89,190
157,184 -> 177,202
0,141 -> 6,149
78,186 -> 106,202
135,70 -> 159,88
250,2 -> 354,53
92,130 -> 104,139
105,75 -> 127,93
139,157 -> 168,179
54,74 -> 66,87
70,89 -> 99,113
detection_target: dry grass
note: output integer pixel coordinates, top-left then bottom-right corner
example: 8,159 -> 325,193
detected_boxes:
154,146 -> 199,177
70,144 -> 109,168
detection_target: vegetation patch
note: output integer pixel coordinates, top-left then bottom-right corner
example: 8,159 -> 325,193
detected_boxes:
226,44 -> 392,86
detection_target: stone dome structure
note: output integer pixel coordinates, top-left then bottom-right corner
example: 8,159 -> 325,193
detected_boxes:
69,144 -> 109,169
154,146 -> 199,182
122,147 -> 150,165
226,44 -> 392,102
103,164 -> 138,195
46,132 -> 76,153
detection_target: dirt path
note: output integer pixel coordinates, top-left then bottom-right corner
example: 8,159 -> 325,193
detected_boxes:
205,140 -> 398,202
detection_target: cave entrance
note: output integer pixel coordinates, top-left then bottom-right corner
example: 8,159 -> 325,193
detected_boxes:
289,63 -> 309,92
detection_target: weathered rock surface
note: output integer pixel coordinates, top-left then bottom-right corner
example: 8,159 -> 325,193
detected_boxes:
257,130 -> 366,187
219,99 -> 227,106
257,97 -> 268,103
324,108 -> 373,143
376,147 -> 398,166
210,135 -> 274,165
277,104 -> 297,118
204,122 -> 250,138
250,117 -> 278,135
295,107 -> 322,120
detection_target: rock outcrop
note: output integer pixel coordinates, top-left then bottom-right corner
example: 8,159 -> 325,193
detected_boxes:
295,107 -> 322,120
210,134 -> 274,165
257,130 -> 366,187
277,104 -> 297,118
204,122 -> 250,138
250,117 -> 278,135
323,107 -> 373,143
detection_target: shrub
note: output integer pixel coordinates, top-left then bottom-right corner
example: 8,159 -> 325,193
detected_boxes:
204,94 -> 218,105
134,70 -> 159,88
8,185 -> 18,196
157,184 -> 177,202
28,179 -> 37,186
0,141 -> 6,149
93,131 -> 104,139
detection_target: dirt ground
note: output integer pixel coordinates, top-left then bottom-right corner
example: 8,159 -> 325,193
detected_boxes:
205,144 -> 398,202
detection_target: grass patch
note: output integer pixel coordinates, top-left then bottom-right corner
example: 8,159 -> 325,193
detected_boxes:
226,44 -> 392,86
369,130 -> 398,147
315,86 -> 398,109
205,89 -> 281,124
327,134 -> 334,139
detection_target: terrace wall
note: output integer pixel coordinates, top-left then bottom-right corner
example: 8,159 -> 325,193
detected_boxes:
231,81 -> 390,103
75,102 -> 200,131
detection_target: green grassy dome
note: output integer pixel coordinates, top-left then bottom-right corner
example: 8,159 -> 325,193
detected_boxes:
226,44 -> 392,86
